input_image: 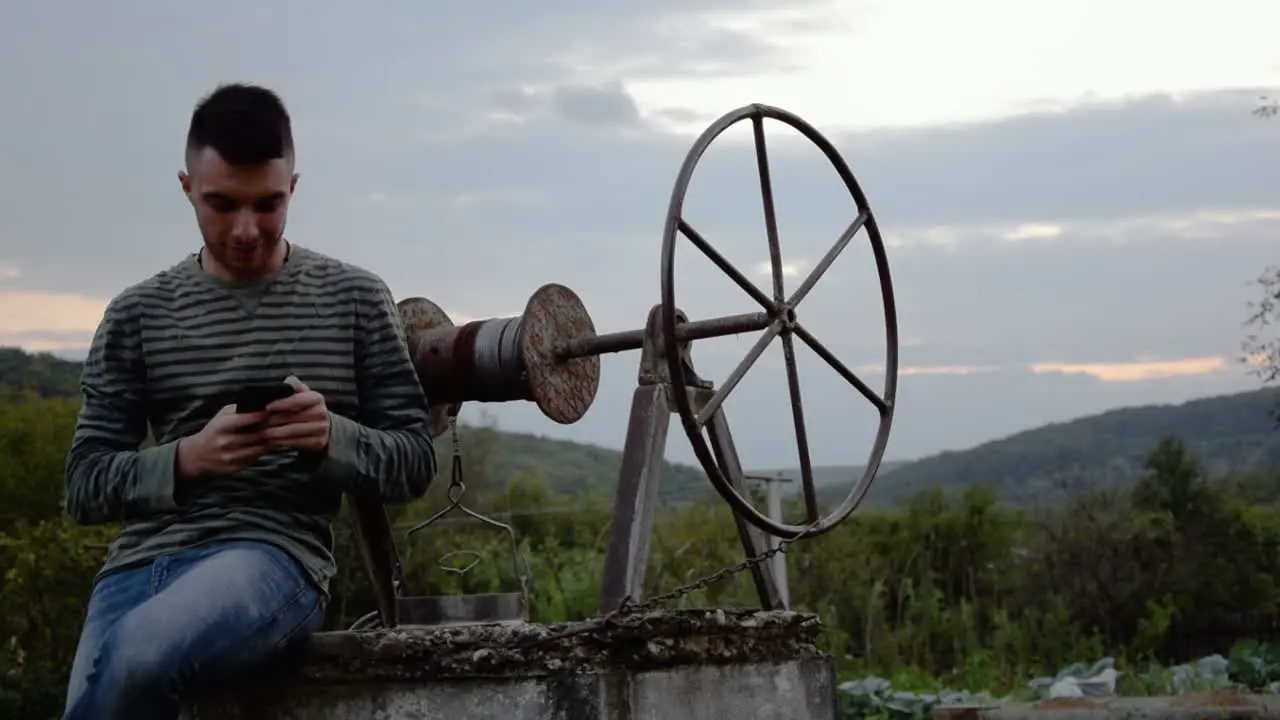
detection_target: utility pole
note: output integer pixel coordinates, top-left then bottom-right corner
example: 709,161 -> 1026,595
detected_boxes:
747,472 -> 792,609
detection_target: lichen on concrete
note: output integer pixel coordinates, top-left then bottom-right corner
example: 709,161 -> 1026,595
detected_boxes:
284,608 -> 823,683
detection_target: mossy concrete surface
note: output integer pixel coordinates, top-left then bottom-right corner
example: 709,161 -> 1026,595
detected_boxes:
188,609 -> 838,720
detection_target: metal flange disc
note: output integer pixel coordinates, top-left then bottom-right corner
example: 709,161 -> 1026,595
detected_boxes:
398,296 -> 459,438
519,284 -> 601,424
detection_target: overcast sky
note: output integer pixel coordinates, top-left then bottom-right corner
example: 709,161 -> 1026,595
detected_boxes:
1,1 -> 1278,479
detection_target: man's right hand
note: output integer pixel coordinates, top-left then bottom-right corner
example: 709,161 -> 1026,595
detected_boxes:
176,404 -> 271,479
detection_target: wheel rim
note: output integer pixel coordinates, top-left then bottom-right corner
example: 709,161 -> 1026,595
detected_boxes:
659,103 -> 899,540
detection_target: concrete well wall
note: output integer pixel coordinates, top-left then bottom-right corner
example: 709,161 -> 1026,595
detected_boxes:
188,609 -> 838,720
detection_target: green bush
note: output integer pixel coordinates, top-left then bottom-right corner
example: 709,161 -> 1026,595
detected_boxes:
5,393 -> 1280,718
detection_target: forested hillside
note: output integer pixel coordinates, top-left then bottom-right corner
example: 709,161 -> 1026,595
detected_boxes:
0,347 -> 713,504
8,346 -> 1280,507
0,347 -> 81,398
877,388 -> 1280,505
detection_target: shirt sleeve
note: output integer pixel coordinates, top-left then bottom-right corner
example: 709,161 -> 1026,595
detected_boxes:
318,276 -> 438,503
64,293 -> 180,525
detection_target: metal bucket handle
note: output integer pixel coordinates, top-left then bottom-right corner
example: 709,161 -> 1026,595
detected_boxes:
404,429 -> 531,603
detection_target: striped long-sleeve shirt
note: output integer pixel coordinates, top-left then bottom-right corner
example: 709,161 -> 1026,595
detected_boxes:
64,245 -> 437,593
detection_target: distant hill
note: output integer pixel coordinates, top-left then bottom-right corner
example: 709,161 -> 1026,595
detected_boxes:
743,463 -> 910,508
0,346 -> 712,505
874,388 -> 1280,506
0,347 -> 82,398
6,346 -> 1278,508
462,425 -> 713,504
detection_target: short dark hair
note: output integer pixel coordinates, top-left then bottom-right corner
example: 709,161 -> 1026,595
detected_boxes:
185,83 -> 294,167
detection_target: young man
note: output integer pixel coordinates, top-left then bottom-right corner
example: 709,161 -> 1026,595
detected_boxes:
60,83 -> 437,719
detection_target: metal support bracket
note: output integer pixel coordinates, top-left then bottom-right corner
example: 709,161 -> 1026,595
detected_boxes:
598,305 -> 785,613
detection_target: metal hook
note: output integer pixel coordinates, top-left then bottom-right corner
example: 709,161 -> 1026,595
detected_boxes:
447,480 -> 466,505
403,418 -> 532,600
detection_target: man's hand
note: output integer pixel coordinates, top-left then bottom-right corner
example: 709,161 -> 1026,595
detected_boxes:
176,404 -> 270,479
263,376 -> 331,453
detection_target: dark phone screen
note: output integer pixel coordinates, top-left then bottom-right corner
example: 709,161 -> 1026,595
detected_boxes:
234,383 -> 296,413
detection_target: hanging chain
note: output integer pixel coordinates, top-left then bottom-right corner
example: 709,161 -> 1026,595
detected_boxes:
613,521 -> 820,616
516,520 -> 821,649
434,415 -> 475,584
446,415 -> 466,503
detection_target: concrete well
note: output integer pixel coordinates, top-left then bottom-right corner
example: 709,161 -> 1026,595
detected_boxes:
188,608 -> 838,720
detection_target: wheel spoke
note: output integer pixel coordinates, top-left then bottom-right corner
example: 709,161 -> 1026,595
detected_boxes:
694,320 -> 783,427
780,332 -> 819,522
787,210 -> 868,310
678,219 -> 775,313
793,322 -> 888,414
752,113 -> 785,304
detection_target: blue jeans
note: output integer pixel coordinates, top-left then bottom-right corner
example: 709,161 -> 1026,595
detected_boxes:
62,539 -> 326,720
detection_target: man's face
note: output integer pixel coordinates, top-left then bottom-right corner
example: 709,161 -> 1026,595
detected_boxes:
179,147 -> 298,280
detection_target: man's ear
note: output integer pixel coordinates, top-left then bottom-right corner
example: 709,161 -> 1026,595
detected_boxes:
178,170 -> 192,196
290,172 -> 300,194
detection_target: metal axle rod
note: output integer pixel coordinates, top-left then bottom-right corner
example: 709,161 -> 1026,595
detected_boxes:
555,311 -> 771,360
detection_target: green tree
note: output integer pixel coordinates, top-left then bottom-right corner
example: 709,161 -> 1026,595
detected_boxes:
1131,436 -> 1211,524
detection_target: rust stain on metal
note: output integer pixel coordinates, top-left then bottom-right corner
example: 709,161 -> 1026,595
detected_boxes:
399,286 -> 600,427
397,296 -> 456,437
521,284 -> 600,425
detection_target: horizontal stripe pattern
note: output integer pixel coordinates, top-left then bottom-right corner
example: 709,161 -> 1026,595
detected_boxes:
63,245 -> 437,593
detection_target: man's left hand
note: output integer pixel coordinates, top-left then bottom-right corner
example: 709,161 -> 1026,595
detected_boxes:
263,376 -> 331,453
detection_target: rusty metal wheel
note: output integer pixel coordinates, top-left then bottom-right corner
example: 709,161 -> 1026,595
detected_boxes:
660,103 -> 899,539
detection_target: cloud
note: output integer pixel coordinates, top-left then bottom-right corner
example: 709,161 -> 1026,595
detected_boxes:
887,207 -> 1280,250
500,81 -> 644,128
1001,223 -> 1064,243
1031,356 -> 1230,382
753,260 -> 806,278
883,364 -> 997,377
2,331 -> 95,354
0,291 -> 106,334
848,356 -> 1236,383
625,0 -> 1280,132
0,290 -> 107,351
0,1 -> 1276,467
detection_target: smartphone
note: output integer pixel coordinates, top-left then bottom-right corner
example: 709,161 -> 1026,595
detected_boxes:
234,382 -> 296,413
